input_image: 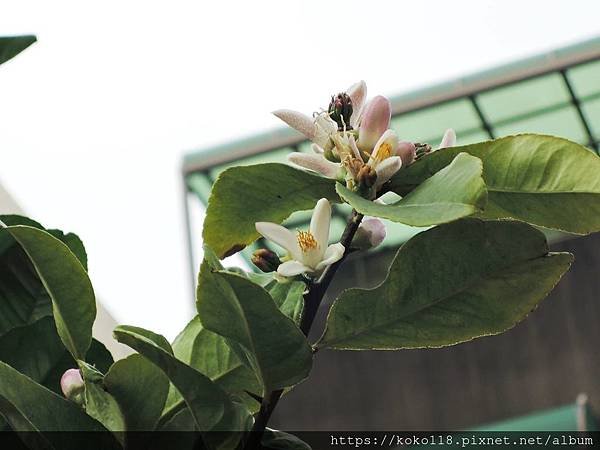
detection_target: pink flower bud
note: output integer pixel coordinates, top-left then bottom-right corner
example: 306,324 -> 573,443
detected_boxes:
396,141 -> 416,166
60,368 -> 85,405
357,96 -> 391,153
352,218 -> 386,250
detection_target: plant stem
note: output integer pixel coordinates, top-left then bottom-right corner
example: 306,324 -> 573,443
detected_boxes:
243,209 -> 364,449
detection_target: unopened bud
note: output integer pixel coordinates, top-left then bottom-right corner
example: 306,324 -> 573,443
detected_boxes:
353,218 -> 386,250
328,93 -> 353,131
396,141 -> 416,166
251,249 -> 281,273
60,368 -> 85,405
415,143 -> 432,160
357,96 -> 391,153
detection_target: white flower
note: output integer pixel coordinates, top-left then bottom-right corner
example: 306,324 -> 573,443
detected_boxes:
272,80 -> 367,149
438,128 -> 457,149
367,130 -> 403,189
255,198 -> 345,277
287,152 -> 344,179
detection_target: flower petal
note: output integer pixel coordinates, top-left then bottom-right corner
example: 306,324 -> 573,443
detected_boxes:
313,113 -> 338,148
347,80 -> 367,129
439,128 -> 457,149
255,222 -> 300,260
315,243 -> 345,271
311,143 -> 325,154
278,260 -> 313,277
374,156 -> 402,189
273,109 -> 316,140
288,153 -> 341,179
310,198 -> 331,253
369,129 -> 399,166
357,96 -> 392,152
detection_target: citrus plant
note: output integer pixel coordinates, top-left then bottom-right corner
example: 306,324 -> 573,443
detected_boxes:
2,41 -> 600,449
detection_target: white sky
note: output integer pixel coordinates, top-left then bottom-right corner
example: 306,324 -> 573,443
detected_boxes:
1,1 -> 599,340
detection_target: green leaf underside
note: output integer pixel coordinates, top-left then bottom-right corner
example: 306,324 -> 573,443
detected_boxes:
78,362 -> 126,437
113,325 -> 233,431
197,262 -> 313,393
0,216 -> 88,337
0,35 -> 36,66
163,316 -> 261,421
0,362 -> 120,448
202,163 -> 338,258
319,219 -> 573,350
202,247 -> 304,324
389,134 -> 600,234
3,225 -> 96,360
0,317 -> 112,395
104,354 -> 169,431
339,152 -> 487,226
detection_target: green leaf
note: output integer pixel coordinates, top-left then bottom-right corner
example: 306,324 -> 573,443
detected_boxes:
0,317 -> 112,395
0,361 -> 119,447
0,216 -> 89,336
267,280 -> 305,325
0,35 -> 36,66
78,362 -> 126,438
197,262 -> 313,393
203,163 -> 339,258
339,152 -> 487,226
2,225 -> 96,359
263,429 -> 312,450
164,316 -> 261,418
104,354 -> 169,431
390,134 -> 600,234
113,325 -> 231,431
319,219 -> 573,350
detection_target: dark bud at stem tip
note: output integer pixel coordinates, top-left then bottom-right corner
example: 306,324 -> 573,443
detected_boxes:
415,142 -> 432,160
251,249 -> 281,273
328,92 -> 353,131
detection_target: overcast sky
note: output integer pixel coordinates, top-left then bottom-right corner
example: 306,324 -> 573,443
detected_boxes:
1,1 -> 599,340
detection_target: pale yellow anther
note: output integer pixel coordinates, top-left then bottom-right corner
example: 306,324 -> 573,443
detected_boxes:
297,230 -> 318,253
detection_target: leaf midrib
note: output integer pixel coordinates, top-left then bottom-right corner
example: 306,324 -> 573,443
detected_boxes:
320,254 -> 545,348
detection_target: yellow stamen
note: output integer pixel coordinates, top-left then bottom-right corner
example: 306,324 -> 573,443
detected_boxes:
374,142 -> 393,163
297,230 -> 318,253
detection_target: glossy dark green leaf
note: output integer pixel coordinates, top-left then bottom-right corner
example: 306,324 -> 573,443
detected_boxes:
389,134 -> 600,234
104,354 -> 169,431
1,225 -> 96,360
163,316 -> 261,422
203,163 -> 339,258
78,362 -> 125,443
0,216 -> 89,337
267,281 -> 305,325
339,152 -> 487,226
0,361 -> 119,448
0,35 -> 36,66
319,219 -> 573,350
0,317 -> 112,395
197,262 -> 313,393
113,325 -> 231,431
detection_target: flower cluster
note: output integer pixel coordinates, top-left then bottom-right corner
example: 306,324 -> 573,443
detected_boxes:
256,82 -> 457,279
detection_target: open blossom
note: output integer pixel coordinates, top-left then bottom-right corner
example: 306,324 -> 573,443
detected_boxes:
255,198 -> 344,277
